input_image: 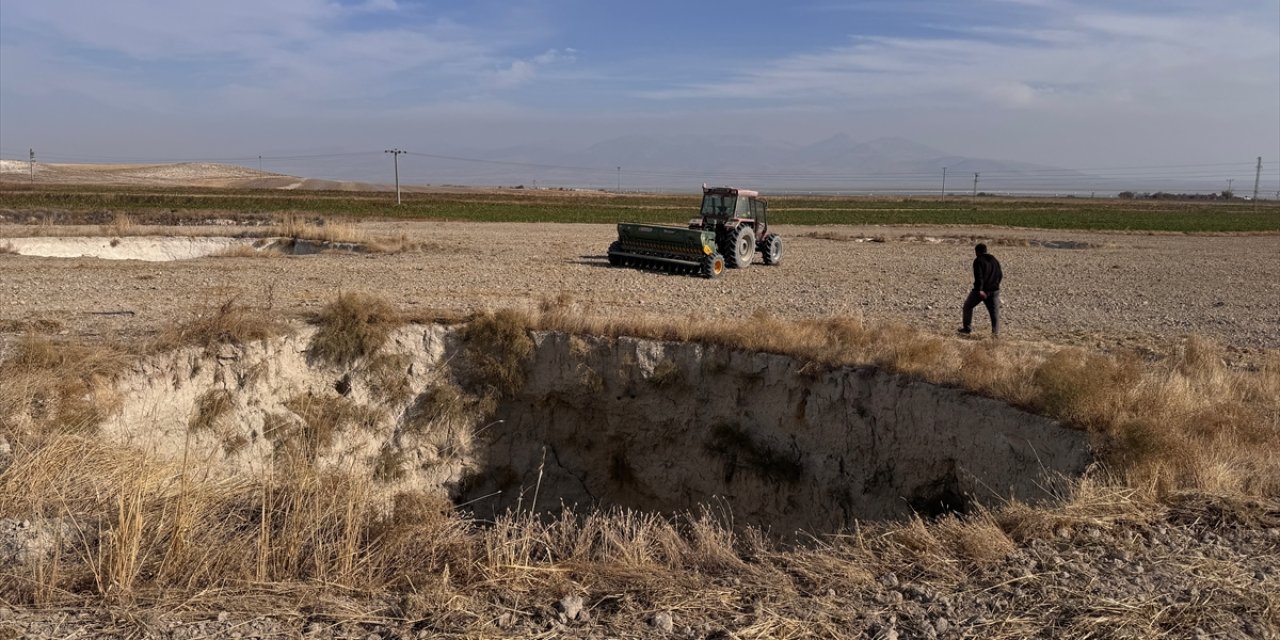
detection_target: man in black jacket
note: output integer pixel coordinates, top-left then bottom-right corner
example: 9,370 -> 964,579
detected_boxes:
959,243 -> 1002,336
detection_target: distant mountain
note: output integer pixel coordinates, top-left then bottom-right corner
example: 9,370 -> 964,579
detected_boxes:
267,134 -> 1091,193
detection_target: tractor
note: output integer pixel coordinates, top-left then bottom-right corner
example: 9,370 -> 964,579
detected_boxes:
607,186 -> 782,278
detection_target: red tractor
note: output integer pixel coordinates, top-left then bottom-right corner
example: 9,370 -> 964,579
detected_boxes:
690,186 -> 782,268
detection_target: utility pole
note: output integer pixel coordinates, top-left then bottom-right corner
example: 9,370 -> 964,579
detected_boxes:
1226,178 -> 1234,197
1253,157 -> 1262,206
941,166 -> 947,197
616,166 -> 621,192
972,172 -> 980,199
384,148 -> 405,205
258,155 -> 262,172
28,149 -> 34,183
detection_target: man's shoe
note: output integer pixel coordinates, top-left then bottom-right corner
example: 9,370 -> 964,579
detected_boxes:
957,327 -> 972,335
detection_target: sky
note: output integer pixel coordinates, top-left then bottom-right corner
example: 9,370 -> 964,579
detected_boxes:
1,0 -> 1278,189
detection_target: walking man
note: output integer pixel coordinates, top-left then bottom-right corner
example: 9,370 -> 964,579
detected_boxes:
959,243 -> 1002,336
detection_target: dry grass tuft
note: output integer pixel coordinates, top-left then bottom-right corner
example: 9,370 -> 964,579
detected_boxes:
276,393 -> 385,463
307,292 -> 402,368
151,297 -> 288,355
0,317 -> 63,334
188,389 -> 234,435
102,212 -> 135,237
0,335 -> 129,437
270,214 -> 369,245
363,352 -> 414,405
457,309 -> 535,396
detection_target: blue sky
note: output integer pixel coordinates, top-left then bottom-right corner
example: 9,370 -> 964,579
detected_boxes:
1,0 -> 1277,183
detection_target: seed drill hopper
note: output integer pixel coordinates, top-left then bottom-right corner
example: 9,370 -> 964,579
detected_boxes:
607,186 -> 782,279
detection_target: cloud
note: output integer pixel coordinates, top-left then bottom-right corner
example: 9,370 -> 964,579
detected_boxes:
0,0 -> 523,112
492,48 -> 577,88
636,0 -> 1279,118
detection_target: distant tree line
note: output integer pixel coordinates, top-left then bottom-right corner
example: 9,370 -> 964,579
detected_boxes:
1118,190 -> 1241,201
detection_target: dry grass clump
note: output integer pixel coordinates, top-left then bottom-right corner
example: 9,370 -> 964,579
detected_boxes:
0,242 -> 15,255
270,214 -> 369,245
101,212 -> 135,237
363,352 -> 414,405
307,292 -> 402,368
151,297 -> 288,355
188,389 -> 249,455
265,215 -> 417,253
274,393 -> 385,463
0,317 -> 63,334
0,335 -> 129,437
457,309 -> 535,396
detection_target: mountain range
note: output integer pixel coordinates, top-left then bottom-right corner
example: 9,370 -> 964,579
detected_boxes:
255,134 -> 1088,194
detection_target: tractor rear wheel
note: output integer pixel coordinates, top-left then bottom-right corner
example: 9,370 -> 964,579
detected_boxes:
701,253 -> 726,279
725,226 -> 755,269
761,234 -> 783,265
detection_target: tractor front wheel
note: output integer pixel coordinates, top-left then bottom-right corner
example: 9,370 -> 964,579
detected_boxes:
725,226 -> 755,269
701,253 -> 726,279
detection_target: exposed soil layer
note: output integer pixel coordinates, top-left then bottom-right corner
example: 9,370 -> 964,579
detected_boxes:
84,326 -> 1089,531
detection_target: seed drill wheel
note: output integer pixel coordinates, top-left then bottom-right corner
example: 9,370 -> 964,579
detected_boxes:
761,234 -> 783,265
725,226 -> 755,268
701,253 -> 726,279
607,241 -> 623,266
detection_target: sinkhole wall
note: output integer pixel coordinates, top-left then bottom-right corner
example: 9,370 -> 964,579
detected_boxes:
98,324 -> 1091,533
462,332 -> 1091,530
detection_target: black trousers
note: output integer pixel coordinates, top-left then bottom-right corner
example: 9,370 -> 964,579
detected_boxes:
962,290 -> 1000,335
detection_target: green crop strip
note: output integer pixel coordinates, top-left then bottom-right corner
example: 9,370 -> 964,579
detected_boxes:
2,185 -> 1278,232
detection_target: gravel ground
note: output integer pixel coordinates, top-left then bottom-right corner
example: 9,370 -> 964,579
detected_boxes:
1,221 -> 1279,638
1,222 -> 1277,361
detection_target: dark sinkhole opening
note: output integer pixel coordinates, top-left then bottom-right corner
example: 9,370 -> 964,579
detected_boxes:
452,332 -> 1091,533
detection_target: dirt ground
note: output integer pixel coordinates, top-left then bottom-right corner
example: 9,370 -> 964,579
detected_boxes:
0,222 -> 1277,363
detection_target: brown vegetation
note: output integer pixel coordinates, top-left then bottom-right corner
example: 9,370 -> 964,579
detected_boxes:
0,294 -> 1277,636
150,297 -> 289,355
306,292 -> 403,367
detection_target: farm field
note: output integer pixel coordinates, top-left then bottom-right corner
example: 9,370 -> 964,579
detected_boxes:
1,177 -> 1279,639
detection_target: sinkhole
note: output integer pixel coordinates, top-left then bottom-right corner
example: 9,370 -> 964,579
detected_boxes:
104,325 -> 1092,534
1,236 -> 364,261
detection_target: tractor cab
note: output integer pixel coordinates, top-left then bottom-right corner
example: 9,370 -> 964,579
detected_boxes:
690,186 -> 780,268
698,187 -> 766,227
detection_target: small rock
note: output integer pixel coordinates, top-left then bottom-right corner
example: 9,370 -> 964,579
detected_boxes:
651,611 -> 674,633
557,594 -> 584,621
216,612 -> 230,623
935,617 -> 950,634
